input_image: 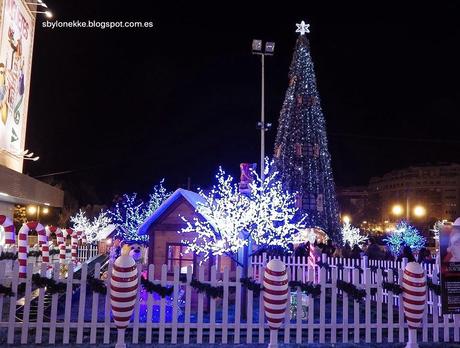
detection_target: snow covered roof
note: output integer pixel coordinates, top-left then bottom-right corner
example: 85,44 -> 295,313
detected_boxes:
138,188 -> 206,235
98,224 -> 118,240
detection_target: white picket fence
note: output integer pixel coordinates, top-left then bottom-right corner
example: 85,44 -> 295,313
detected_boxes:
251,253 -> 441,315
77,244 -> 99,263
250,253 -> 437,281
0,259 -> 458,345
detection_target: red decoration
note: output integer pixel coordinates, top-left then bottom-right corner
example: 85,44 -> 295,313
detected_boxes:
0,215 -> 15,247
111,247 -> 139,348
263,259 -> 288,348
18,221 -> 48,278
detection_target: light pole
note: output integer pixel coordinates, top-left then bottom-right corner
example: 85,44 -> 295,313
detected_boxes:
252,40 -> 274,181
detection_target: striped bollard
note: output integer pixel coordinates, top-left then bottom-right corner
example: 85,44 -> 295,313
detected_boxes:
402,262 -> 426,348
263,259 -> 288,348
0,215 -> 16,249
110,245 -> 138,348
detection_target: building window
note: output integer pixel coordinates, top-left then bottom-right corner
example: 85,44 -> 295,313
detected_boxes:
166,243 -> 194,275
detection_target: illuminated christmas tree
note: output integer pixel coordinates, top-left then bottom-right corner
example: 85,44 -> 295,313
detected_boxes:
273,21 -> 340,240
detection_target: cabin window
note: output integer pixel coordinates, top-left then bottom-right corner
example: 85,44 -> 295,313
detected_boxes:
166,243 -> 194,275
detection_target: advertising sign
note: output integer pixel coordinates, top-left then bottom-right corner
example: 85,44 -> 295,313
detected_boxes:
0,0 -> 35,172
440,219 -> 460,314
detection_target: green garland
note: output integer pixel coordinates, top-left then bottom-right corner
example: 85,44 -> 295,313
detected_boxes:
240,277 -> 263,296
87,275 -> 107,295
0,251 -> 17,260
427,279 -> 441,296
49,249 -> 60,256
190,278 -> 223,299
27,250 -> 42,257
289,280 -> 321,297
382,281 -> 403,295
141,276 -> 173,298
31,273 -> 67,294
0,284 -> 14,296
336,279 -> 366,303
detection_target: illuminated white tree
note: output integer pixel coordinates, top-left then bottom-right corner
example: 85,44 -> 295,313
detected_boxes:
181,160 -> 307,263
70,209 -> 112,244
248,160 -> 306,249
341,221 -> 367,246
181,168 -> 252,263
109,181 -> 171,242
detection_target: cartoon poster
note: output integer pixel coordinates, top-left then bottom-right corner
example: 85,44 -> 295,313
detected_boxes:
440,221 -> 460,314
0,0 -> 35,171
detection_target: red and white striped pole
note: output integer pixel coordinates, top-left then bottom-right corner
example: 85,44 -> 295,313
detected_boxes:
263,259 -> 289,348
55,228 -> 66,263
17,226 -> 28,279
65,228 -> 78,264
110,245 -> 138,348
0,215 -> 15,250
18,221 -> 47,278
46,225 -> 64,263
402,262 -> 426,348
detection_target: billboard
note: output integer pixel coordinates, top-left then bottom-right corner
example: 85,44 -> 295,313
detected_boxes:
0,0 -> 35,172
440,221 -> 460,314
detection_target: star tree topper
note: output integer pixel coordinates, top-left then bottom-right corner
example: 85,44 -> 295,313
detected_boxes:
295,20 -> 310,35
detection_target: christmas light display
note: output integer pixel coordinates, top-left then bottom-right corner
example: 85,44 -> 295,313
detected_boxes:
181,168 -> 252,262
181,161 -> 306,262
109,181 -> 171,242
341,221 -> 368,247
248,159 -> 305,248
273,21 -> 340,241
70,209 -> 112,244
384,221 -> 426,257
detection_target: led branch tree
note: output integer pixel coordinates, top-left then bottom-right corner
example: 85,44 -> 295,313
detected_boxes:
181,168 -> 253,263
70,209 -> 112,244
341,221 -> 368,247
248,160 -> 306,249
181,160 -> 307,263
384,220 -> 426,257
109,181 -> 171,242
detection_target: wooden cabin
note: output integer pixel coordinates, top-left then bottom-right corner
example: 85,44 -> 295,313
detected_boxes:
138,188 -> 233,280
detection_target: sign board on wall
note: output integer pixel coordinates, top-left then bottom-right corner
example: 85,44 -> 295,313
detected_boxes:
0,0 -> 35,172
440,220 -> 460,314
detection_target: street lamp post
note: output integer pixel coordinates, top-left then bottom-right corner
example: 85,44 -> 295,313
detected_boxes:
252,40 -> 274,181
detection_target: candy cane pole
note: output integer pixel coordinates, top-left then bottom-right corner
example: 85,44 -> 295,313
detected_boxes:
110,245 -> 138,348
35,222 -> 49,264
55,228 -> 66,263
71,232 -> 78,264
263,259 -> 289,348
402,262 -> 426,348
18,224 -> 29,279
0,215 -> 15,250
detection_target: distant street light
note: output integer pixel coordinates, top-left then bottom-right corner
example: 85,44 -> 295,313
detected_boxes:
392,204 -> 404,216
413,205 -> 426,218
342,215 -> 351,224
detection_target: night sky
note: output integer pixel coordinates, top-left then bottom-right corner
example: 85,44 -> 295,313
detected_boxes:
24,2 -> 460,205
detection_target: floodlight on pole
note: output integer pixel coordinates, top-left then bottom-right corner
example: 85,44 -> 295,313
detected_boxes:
252,39 -> 275,181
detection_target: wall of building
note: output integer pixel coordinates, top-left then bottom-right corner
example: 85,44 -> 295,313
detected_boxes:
368,163 -> 460,222
0,200 -> 13,216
